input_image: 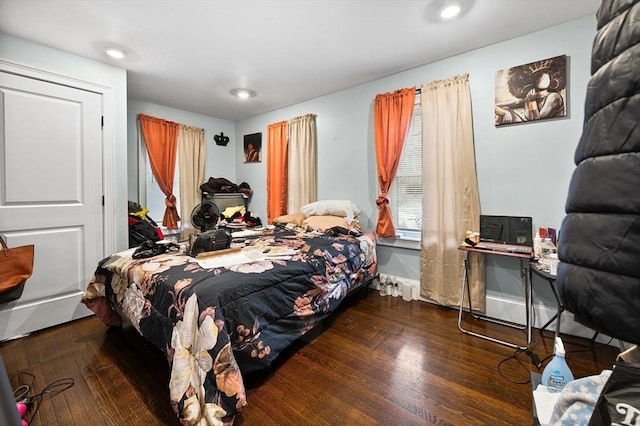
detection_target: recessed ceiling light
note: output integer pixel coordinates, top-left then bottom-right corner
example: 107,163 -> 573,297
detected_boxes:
105,47 -> 126,59
440,4 -> 461,19
230,88 -> 257,99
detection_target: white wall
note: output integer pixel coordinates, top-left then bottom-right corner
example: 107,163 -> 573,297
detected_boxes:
237,16 -> 595,269
127,100 -> 237,208
0,33 -> 129,250
235,17 -> 599,335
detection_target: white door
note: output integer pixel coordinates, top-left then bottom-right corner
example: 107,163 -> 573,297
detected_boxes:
0,70 -> 104,341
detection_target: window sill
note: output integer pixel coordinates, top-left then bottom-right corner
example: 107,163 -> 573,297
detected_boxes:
160,226 -> 182,242
376,235 -> 421,250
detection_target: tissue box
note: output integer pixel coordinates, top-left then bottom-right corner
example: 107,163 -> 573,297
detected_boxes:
533,384 -> 561,426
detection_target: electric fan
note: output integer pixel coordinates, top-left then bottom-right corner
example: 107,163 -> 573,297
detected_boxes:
190,201 -> 220,232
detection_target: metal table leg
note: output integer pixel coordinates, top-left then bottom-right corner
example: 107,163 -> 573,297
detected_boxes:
530,264 -> 564,340
458,250 -> 532,350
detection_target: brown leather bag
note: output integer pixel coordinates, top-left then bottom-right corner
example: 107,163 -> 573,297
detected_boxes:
0,235 -> 35,303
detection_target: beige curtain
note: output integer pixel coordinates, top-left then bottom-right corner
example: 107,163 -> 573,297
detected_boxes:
420,74 -> 485,310
288,114 -> 317,212
178,124 -> 206,230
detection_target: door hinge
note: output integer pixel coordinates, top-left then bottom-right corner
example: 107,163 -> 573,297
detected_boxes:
101,116 -> 104,129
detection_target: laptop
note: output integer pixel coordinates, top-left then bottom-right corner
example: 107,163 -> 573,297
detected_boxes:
475,215 -> 533,254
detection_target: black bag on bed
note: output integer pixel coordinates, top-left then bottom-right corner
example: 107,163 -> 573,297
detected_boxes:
132,240 -> 180,259
189,228 -> 232,257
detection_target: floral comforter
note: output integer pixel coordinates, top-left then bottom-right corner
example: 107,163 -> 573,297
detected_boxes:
82,225 -> 376,425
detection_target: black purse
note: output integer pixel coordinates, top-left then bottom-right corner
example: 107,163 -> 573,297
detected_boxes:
189,229 -> 232,257
132,240 -> 180,259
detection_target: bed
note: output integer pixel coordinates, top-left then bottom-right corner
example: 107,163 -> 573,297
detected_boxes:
82,220 -> 377,425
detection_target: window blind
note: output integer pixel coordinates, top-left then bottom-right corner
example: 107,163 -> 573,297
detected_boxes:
389,100 -> 422,232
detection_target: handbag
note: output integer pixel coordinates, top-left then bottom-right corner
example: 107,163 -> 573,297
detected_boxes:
189,228 -> 232,257
0,235 -> 35,303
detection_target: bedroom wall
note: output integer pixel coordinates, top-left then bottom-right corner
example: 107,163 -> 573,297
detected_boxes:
0,33 -> 129,251
235,17 -> 599,337
126,100 -> 237,205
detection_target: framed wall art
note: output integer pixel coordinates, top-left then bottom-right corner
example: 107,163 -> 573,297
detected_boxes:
494,54 -> 567,126
243,132 -> 262,163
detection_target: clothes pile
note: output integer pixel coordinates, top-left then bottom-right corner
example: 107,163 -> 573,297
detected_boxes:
128,201 -> 164,248
199,177 -> 253,198
219,205 -> 262,228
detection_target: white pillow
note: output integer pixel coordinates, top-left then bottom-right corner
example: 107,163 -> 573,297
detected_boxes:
300,200 -> 361,223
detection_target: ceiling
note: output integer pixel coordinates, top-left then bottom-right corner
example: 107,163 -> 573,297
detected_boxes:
0,0 -> 600,122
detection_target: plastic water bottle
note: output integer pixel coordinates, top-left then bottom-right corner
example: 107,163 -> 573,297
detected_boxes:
379,278 -> 388,296
549,253 -> 560,276
533,231 -> 542,259
540,237 -> 556,272
541,337 -> 574,392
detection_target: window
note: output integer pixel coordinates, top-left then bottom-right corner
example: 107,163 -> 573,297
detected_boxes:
388,96 -> 422,241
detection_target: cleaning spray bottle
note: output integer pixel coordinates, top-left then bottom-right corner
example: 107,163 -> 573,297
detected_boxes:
541,337 -> 574,392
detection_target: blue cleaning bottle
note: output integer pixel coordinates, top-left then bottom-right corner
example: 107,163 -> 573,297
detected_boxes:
541,337 -> 575,392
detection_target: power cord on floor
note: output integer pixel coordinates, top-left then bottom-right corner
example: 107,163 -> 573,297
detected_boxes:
12,371 -> 35,401
13,383 -> 31,401
528,350 -> 542,369
12,371 -> 75,425
496,300 -> 547,385
497,347 -> 542,385
498,334 -> 611,386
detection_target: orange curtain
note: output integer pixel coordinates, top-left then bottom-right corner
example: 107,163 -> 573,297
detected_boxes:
373,88 -> 416,237
138,114 -> 180,229
267,121 -> 289,223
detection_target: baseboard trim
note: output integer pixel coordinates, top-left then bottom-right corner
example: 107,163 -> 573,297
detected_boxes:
378,273 -> 618,346
485,294 -> 616,344
0,291 -> 93,341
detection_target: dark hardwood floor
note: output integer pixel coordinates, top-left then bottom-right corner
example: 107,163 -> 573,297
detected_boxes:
1,293 -> 618,425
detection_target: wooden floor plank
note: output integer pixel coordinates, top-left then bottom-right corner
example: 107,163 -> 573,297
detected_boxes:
1,293 -> 619,425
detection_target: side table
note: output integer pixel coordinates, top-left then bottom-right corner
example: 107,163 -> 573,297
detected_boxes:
530,261 -> 563,340
458,246 -> 533,350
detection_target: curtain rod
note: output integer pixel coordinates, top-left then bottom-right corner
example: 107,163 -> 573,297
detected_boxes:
138,113 -> 204,132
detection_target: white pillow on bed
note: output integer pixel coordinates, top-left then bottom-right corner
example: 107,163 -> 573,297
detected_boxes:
300,200 -> 361,223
